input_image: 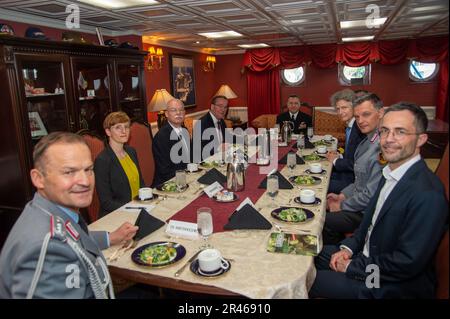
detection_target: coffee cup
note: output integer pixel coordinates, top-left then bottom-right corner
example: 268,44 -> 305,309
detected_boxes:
324,134 -> 333,141
309,163 -> 322,173
300,189 -> 316,204
187,163 -> 198,172
198,248 -> 229,273
317,146 -> 327,154
138,187 -> 153,200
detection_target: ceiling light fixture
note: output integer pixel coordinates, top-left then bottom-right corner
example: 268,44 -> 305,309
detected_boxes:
237,43 -> 269,49
342,36 -> 375,42
340,18 -> 387,29
78,0 -> 159,9
198,31 -> 243,39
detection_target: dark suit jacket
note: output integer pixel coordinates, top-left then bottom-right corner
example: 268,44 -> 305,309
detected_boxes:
94,145 -> 145,217
332,122 -> 365,184
152,123 -> 190,187
193,112 -> 226,162
276,111 -> 312,135
340,159 -> 448,298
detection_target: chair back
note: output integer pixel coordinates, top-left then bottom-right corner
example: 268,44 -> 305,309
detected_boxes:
436,229 -> 449,299
435,143 -> 449,200
77,129 -> 105,223
313,110 -> 346,143
128,121 -> 155,186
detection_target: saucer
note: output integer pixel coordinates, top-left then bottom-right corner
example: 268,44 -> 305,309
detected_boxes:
185,168 -> 203,174
293,197 -> 322,206
190,259 -> 231,278
133,194 -> 159,202
305,169 -> 327,175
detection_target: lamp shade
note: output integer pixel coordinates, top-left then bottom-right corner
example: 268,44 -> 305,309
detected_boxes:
214,84 -> 238,99
147,89 -> 175,112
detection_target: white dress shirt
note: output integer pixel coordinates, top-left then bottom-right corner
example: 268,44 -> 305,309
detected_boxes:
169,122 -> 189,152
362,154 -> 421,257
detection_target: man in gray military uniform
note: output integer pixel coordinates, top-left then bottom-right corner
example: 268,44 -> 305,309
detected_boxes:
323,93 -> 385,244
0,132 -> 138,298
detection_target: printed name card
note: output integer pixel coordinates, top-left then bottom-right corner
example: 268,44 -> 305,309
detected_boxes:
203,181 -> 223,198
165,220 -> 199,240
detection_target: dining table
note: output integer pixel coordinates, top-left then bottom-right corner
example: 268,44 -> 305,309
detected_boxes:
89,134 -> 336,299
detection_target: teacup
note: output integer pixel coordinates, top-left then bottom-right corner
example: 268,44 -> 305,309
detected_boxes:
138,187 -> 153,200
324,134 -> 333,141
300,189 -> 316,204
187,163 -> 199,172
309,163 -> 322,173
317,146 -> 327,154
198,248 -> 230,273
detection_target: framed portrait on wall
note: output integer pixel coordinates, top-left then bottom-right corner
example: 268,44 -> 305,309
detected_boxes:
169,54 -> 196,108
28,111 -> 48,138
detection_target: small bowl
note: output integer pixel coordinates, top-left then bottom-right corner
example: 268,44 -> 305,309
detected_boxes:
300,189 -> 316,204
316,146 -> 327,154
309,163 -> 322,174
324,135 -> 333,141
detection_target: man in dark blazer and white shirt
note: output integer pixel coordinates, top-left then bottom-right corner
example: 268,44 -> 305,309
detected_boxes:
310,102 -> 448,298
152,99 -> 191,187
193,95 -> 228,162
327,89 -> 365,194
276,95 -> 312,135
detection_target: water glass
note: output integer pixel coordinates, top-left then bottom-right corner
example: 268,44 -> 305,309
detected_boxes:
287,152 -> 296,177
267,175 -> 279,208
307,127 -> 314,140
197,207 -> 213,249
176,169 -> 187,192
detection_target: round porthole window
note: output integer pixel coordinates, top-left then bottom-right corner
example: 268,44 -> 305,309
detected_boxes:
281,67 -> 305,86
409,60 -> 439,82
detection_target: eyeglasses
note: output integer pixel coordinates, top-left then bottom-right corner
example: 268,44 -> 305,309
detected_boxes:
167,108 -> 185,113
213,104 -> 228,109
379,127 -> 422,139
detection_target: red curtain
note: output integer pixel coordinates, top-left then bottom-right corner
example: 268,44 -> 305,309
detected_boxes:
243,36 -> 449,122
246,69 -> 281,123
336,42 -> 379,66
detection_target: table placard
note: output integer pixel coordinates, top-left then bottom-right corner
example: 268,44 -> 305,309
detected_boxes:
165,220 -> 199,240
203,181 -> 224,198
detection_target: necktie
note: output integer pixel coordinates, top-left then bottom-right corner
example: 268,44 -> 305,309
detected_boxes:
78,215 -> 89,234
291,114 -> 295,122
345,126 -> 351,151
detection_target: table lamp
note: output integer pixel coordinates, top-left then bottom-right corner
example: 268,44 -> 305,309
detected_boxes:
147,89 -> 175,129
214,84 -> 238,99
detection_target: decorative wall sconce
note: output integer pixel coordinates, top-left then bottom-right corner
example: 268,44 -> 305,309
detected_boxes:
147,46 -> 164,71
203,55 -> 216,72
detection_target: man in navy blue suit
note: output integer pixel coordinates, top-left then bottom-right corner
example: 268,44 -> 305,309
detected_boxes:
310,102 -> 448,298
326,89 -> 365,194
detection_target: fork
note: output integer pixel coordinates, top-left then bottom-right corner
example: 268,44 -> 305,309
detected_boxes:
109,239 -> 139,262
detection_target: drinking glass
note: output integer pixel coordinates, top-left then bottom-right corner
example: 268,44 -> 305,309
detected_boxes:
307,127 -> 314,140
197,207 -> 213,249
176,170 -> 186,192
267,175 -> 279,208
297,134 -> 305,157
287,152 -> 296,177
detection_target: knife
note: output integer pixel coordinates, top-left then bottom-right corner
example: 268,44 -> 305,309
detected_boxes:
174,249 -> 202,277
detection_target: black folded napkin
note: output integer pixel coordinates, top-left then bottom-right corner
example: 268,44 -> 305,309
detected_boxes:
305,137 -> 315,149
278,153 -> 305,165
133,209 -> 165,241
197,167 -> 226,185
223,203 -> 272,230
258,171 -> 293,189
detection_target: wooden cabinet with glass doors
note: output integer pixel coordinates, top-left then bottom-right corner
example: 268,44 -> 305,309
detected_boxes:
0,36 -> 147,213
